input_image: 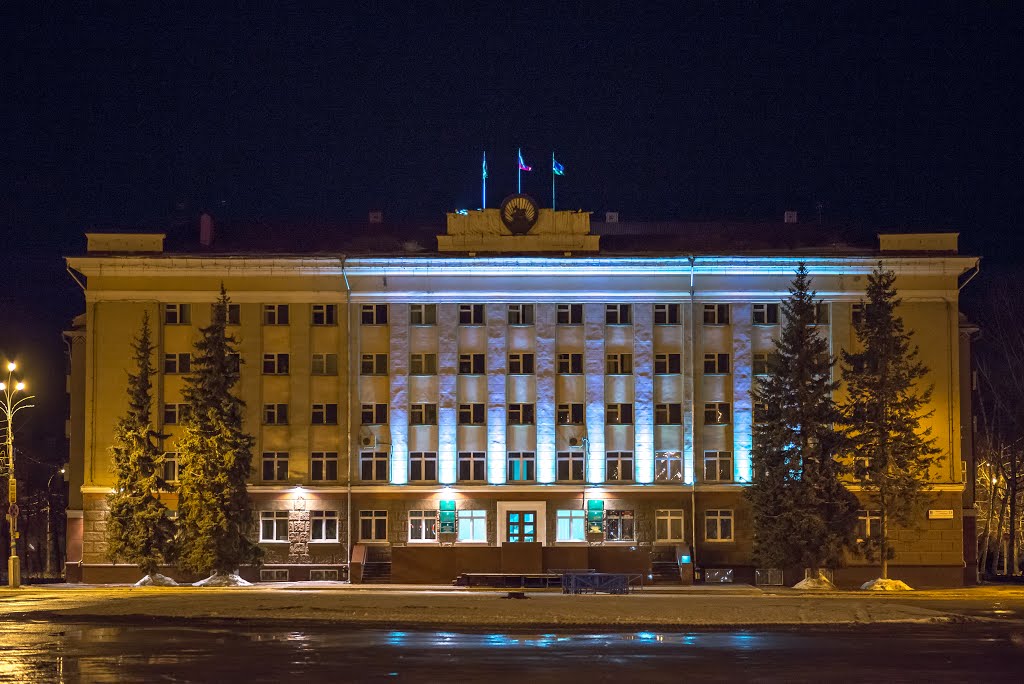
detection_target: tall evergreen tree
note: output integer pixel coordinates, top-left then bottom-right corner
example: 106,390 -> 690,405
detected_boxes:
747,264 -> 859,578
842,265 -> 939,580
107,312 -> 175,577
176,287 -> 261,578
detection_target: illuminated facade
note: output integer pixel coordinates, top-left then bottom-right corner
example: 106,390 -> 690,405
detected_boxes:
64,204 -> 979,586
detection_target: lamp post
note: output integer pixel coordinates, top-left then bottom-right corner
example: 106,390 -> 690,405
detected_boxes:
2,361 -> 35,588
45,467 -> 66,577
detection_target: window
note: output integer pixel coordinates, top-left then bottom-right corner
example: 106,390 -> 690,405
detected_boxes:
162,403 -> 189,425
459,303 -> 484,325
753,402 -> 769,424
856,509 -> 882,541
458,353 -> 485,374
705,509 -> 734,542
704,451 -> 734,481
606,304 -> 632,325
311,452 -> 338,481
507,452 -> 536,481
704,402 -> 731,425
312,304 -> 337,325
163,353 -> 191,374
655,451 -> 683,481
410,353 -> 437,375
753,303 -> 780,325
508,353 -> 535,374
227,352 -> 240,374
263,403 -> 288,425
361,304 -> 388,325
458,403 -> 485,425
557,353 -> 583,374
852,303 -> 865,327
654,303 -> 681,325
360,353 -> 388,375
312,403 -> 338,425
409,509 -> 438,541
508,403 -> 536,425
361,403 -> 388,425
225,303 -> 241,325
606,403 -> 634,425
262,452 -> 289,481
557,303 -> 583,325
359,510 -> 388,541
410,303 -> 437,325
263,353 -> 289,375
557,451 -> 586,482
162,452 -> 179,483
260,511 -> 289,542
164,304 -> 190,325
606,510 -> 635,541
753,353 -> 770,376
655,403 -> 682,425
556,510 -> 586,542
606,452 -> 634,481
311,510 -> 339,542
814,303 -> 830,325
458,452 -> 487,482
606,353 -> 633,375
703,303 -> 730,325
360,452 -> 389,481
656,509 -> 686,542
655,353 -> 682,374
506,510 -> 537,543
411,403 -> 437,425
312,353 -> 338,375
703,353 -> 730,374
263,304 -> 289,325
458,510 -> 487,542
508,304 -> 534,325
409,452 -> 438,481
557,403 -> 585,425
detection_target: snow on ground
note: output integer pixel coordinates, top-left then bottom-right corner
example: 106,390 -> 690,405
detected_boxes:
133,574 -> 178,587
0,585 -> 955,627
792,575 -> 837,591
861,578 -> 914,591
193,573 -> 252,587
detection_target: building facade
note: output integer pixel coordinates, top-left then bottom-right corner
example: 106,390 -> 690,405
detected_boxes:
64,202 -> 979,586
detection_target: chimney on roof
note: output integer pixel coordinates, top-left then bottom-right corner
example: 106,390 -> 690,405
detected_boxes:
199,212 -> 214,246
784,210 -> 798,224
369,210 -> 383,224
605,211 -> 619,223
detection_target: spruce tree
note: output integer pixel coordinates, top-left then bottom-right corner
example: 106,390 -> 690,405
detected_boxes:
842,265 -> 939,580
107,312 -> 176,577
747,264 -> 859,579
176,287 -> 261,578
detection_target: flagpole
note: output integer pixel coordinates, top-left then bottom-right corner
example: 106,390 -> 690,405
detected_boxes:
517,147 -> 521,193
552,151 -> 556,210
482,151 -> 487,209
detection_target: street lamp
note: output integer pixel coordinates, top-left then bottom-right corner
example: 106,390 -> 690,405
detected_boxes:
1,361 -> 35,588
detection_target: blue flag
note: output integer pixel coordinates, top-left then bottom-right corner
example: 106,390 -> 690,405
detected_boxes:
552,157 -> 565,176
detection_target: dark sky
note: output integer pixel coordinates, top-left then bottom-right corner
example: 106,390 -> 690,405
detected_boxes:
0,3 -> 1021,428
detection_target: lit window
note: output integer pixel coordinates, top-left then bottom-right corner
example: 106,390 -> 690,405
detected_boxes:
261,452 -> 289,481
704,402 -> 731,426
164,304 -> 191,325
557,353 -> 583,374
459,304 -> 484,325
361,304 -> 388,325
703,353 -> 730,375
410,303 -> 437,325
360,404 -> 388,425
703,303 -> 730,325
508,403 -> 536,425
606,304 -> 632,325
556,510 -> 586,542
655,353 -> 681,374
163,353 -> 191,374
312,304 -> 337,326
360,353 -> 388,375
557,452 -> 586,482
557,403 -> 585,425
410,403 -> 437,425
312,353 -> 338,375
263,304 -> 289,325
311,510 -> 339,542
655,451 -> 683,482
162,452 -> 179,483
753,402 -> 769,424
458,403 -> 485,425
457,510 -> 487,542
606,403 -> 634,425
260,511 -> 289,542
311,403 -> 338,425
656,509 -> 686,542
606,452 -> 634,481
263,403 -> 289,425
359,452 -> 388,481
705,509 -> 734,542
654,303 -> 680,325
458,353 -> 485,374
753,303 -> 780,325
359,510 -> 388,541
605,510 -> 635,541
507,304 -> 534,325
409,510 -> 438,541
508,353 -> 535,374
557,303 -> 583,325
655,403 -> 682,425
310,452 -> 338,481
262,353 -> 289,375
507,452 -> 536,482
606,353 -> 633,375
703,451 -> 734,482
457,452 -> 486,481
409,453 -> 438,482
410,353 -> 437,375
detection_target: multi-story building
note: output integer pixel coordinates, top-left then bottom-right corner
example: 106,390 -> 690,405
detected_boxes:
64,199 -> 979,586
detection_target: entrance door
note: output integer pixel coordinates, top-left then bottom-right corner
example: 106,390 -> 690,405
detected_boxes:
506,511 -> 536,543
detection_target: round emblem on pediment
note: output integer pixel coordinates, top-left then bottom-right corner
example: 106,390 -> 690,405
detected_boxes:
500,194 -> 540,235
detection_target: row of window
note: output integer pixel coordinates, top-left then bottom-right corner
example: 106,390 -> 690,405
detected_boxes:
257,507 -> 735,544
163,302 -> 836,329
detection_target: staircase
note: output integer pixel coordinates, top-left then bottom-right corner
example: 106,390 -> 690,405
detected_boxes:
362,545 -> 392,583
650,548 -> 681,584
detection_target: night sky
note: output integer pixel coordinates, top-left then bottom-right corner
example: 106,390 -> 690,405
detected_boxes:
1,3 -> 1020,431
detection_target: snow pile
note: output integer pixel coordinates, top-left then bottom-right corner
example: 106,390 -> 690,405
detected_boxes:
134,573 -> 178,587
861,578 -> 913,591
792,573 -> 837,591
193,572 -> 252,587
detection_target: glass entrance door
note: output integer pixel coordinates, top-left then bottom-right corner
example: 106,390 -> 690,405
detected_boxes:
506,511 -> 536,543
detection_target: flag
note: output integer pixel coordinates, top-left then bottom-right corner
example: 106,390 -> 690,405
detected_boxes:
482,152 -> 488,179
552,157 -> 565,176
518,150 -> 532,171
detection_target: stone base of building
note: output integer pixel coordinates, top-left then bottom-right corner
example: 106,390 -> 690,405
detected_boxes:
75,563 -> 349,585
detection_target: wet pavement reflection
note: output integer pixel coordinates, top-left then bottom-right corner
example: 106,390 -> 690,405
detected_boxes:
1,620 -> 1022,682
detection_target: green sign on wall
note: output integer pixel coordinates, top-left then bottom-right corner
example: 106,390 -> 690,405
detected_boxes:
439,500 -> 456,534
